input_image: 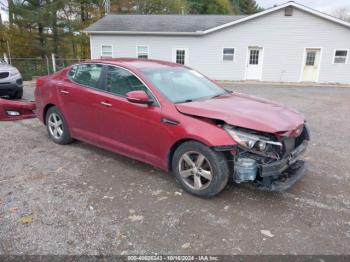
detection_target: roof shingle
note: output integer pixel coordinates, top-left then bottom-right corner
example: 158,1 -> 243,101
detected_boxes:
85,14 -> 247,33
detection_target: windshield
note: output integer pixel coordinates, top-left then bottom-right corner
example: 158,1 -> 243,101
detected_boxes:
140,67 -> 226,103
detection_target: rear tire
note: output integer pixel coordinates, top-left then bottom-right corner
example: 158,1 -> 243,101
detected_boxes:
172,141 -> 229,198
46,106 -> 74,145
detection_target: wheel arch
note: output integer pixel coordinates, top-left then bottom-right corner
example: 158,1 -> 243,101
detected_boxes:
168,138 -> 209,171
43,103 -> 56,125
167,137 -> 235,172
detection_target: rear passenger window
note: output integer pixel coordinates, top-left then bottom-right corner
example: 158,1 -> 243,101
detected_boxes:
72,64 -> 103,89
68,65 -> 78,78
106,66 -> 148,96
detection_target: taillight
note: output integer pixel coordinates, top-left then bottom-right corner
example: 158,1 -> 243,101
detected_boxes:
36,78 -> 44,88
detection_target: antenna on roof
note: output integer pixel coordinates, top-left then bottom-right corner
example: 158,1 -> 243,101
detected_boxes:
102,0 -> 110,15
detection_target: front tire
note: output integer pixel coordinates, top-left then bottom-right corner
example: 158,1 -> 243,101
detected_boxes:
46,106 -> 74,145
172,141 -> 229,198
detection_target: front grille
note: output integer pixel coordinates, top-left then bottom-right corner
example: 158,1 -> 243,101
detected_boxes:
0,72 -> 9,79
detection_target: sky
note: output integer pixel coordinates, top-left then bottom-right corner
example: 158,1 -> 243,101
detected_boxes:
0,0 -> 350,21
257,0 -> 350,13
0,0 -> 8,22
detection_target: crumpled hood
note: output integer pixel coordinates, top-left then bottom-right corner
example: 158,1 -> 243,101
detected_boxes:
175,93 -> 305,134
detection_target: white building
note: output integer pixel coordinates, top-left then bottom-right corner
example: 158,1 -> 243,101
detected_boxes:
86,2 -> 350,84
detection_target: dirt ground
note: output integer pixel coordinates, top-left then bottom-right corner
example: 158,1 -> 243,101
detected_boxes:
0,81 -> 350,255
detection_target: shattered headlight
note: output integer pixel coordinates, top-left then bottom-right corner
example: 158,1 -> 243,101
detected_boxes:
223,125 -> 282,151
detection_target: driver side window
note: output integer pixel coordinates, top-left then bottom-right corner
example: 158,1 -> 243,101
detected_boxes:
105,66 -> 148,97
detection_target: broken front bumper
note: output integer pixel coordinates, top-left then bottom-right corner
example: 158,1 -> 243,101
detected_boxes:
260,141 -> 308,177
255,141 -> 308,191
0,98 -> 36,121
256,160 -> 306,191
234,141 -> 308,192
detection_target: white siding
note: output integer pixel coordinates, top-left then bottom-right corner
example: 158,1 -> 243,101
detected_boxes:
90,8 -> 350,84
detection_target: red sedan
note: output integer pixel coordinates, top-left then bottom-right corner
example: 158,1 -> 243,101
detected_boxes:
0,59 -> 310,197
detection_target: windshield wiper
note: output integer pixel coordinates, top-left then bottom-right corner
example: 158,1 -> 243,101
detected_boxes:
212,91 -> 232,99
175,99 -> 193,104
212,93 -> 226,99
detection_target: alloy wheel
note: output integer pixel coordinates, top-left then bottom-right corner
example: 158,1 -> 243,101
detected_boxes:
48,113 -> 64,140
178,151 -> 213,190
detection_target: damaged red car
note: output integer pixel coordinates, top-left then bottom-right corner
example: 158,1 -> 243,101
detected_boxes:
0,59 -> 310,198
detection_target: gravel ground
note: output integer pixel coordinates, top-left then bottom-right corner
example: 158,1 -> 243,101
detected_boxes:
0,81 -> 350,255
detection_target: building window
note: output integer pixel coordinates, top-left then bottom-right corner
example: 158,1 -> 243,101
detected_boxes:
223,48 -> 235,61
101,45 -> 113,57
305,51 -> 316,66
334,50 -> 348,64
175,49 -> 186,65
285,6 -> 293,16
249,49 -> 260,65
137,46 -> 149,59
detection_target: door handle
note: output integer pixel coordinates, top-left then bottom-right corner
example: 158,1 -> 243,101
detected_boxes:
60,90 -> 69,95
100,101 -> 112,107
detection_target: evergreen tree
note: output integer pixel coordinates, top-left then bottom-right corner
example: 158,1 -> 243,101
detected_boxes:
9,0 -> 102,58
187,0 -> 204,14
232,0 -> 262,15
11,0 -> 54,57
7,0 -> 14,25
204,0 -> 233,14
188,0 -> 234,14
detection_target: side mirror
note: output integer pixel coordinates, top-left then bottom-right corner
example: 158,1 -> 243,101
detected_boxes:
126,90 -> 153,105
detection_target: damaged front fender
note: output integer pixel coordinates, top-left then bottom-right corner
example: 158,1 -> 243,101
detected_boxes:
0,98 -> 36,121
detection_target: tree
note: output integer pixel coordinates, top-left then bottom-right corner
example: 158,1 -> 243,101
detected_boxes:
187,0 -> 204,14
188,0 -> 234,14
11,0 -> 54,57
167,0 -> 188,14
333,7 -> 350,22
79,0 -> 103,21
131,0 -> 187,14
204,0 -> 233,14
49,0 -> 68,56
8,0 -> 103,58
232,0 -> 262,15
8,0 -> 14,24
110,0 -> 133,13
70,0 -> 103,58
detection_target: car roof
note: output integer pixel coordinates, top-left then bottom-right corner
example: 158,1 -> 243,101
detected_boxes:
84,58 -> 182,70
